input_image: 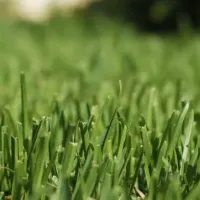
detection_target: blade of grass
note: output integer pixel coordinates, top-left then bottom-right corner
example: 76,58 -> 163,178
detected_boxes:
32,133 -> 50,193
20,72 -> 29,141
141,126 -> 152,164
72,152 -> 93,200
129,146 -> 143,196
155,140 -> 168,180
100,107 -> 117,152
167,103 -> 189,159
180,110 -> 194,176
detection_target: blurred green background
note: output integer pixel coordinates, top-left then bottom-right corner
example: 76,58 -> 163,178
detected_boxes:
87,0 -> 200,32
1,0 -> 200,32
0,0 -> 199,116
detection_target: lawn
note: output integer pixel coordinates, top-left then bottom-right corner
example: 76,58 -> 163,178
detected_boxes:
0,15 -> 200,199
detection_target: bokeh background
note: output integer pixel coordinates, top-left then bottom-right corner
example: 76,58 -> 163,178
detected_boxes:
0,0 -> 200,114
1,0 -> 200,32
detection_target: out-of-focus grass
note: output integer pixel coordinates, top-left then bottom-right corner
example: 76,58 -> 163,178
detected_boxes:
0,16 -> 200,199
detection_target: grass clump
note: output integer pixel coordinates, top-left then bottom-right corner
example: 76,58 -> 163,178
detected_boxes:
0,16 -> 200,199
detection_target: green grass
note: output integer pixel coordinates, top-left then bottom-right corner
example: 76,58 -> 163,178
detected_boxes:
1,16 -> 200,199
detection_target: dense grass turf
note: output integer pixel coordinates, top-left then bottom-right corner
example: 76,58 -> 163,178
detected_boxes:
1,16 -> 200,199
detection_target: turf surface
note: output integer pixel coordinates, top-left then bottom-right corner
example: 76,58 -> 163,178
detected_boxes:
0,16 -> 200,199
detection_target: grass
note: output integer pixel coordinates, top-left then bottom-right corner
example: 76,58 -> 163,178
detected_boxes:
1,15 -> 200,199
